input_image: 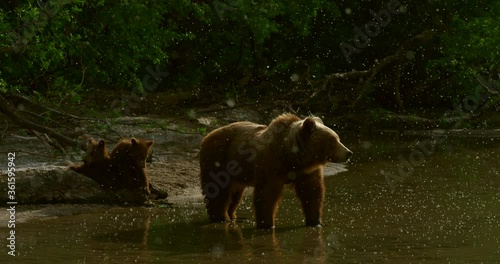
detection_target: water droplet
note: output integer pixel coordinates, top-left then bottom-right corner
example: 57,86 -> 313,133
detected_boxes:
406,50 -> 415,60
187,109 -> 196,119
361,141 -> 372,149
211,243 -> 224,257
226,99 -> 235,107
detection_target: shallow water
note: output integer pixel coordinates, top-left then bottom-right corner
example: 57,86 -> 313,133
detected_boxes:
2,132 -> 500,263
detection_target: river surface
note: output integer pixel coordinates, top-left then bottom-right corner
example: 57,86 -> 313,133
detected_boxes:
2,131 -> 499,263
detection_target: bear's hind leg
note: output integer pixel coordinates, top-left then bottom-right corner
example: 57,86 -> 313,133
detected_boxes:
294,170 -> 325,227
227,185 -> 246,221
203,182 -> 232,222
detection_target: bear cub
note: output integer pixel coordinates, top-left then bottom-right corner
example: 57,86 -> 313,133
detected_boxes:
110,138 -> 154,195
70,137 -> 166,199
69,138 -> 114,189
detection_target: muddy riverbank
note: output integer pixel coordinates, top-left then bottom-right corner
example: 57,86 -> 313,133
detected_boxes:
1,105 -> 499,210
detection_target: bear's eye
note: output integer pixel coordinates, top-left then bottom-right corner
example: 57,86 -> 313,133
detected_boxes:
133,155 -> 146,161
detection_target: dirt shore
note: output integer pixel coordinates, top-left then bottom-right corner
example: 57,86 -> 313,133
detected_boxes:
0,105 -> 273,206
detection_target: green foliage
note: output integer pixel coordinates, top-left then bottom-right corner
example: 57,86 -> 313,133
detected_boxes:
0,0 -> 196,95
427,1 -> 500,99
0,77 -> 6,93
0,0 -> 498,114
198,126 -> 207,134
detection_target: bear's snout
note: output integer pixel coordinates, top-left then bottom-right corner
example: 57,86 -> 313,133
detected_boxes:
345,149 -> 353,161
337,149 -> 353,163
331,143 -> 353,163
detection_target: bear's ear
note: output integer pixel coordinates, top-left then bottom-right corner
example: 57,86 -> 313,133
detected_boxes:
312,116 -> 324,125
131,138 -> 138,145
146,140 -> 154,148
98,139 -> 106,148
301,117 -> 316,135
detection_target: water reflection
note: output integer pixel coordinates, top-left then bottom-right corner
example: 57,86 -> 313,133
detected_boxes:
143,218 -> 329,263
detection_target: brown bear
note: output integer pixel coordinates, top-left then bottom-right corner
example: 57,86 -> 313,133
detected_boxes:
110,138 -> 154,195
199,113 -> 352,229
69,138 -> 115,189
70,138 -> 167,200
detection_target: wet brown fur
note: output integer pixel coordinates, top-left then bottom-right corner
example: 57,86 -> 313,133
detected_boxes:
199,113 -> 352,228
69,139 -> 114,189
110,138 -> 154,195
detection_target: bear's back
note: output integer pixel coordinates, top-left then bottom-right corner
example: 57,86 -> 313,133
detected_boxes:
200,122 -> 265,161
200,121 -> 266,151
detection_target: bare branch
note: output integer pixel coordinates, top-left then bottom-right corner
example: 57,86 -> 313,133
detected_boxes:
0,93 -> 79,148
0,46 -> 16,53
475,75 -> 499,95
10,94 -> 97,121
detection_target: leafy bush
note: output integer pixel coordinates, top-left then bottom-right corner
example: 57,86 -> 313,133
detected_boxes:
427,1 -> 500,101
0,0 -> 498,113
0,0 -> 194,96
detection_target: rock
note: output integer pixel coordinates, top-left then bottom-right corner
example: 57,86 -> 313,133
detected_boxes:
1,166 -> 149,205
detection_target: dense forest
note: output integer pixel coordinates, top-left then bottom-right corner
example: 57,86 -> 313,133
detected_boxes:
0,0 -> 499,141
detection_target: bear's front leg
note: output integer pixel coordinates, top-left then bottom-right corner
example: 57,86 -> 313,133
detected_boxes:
131,168 -> 151,195
294,170 -> 325,227
254,179 -> 285,229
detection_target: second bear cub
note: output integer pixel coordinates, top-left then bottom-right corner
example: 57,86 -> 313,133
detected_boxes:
110,138 -> 154,195
70,138 -> 114,189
